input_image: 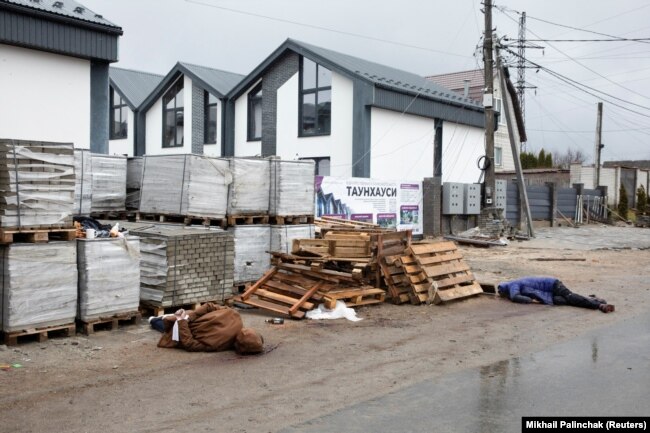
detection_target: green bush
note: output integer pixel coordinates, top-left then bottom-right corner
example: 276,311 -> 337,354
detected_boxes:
618,184 -> 629,220
637,185 -> 647,216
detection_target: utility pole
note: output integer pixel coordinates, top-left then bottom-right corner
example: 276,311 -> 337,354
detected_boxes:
517,11 -> 527,154
594,102 -> 604,187
483,0 -> 496,207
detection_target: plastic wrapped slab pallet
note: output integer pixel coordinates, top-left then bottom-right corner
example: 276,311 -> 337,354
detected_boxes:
269,159 -> 315,216
0,139 -> 75,228
270,224 -> 315,254
74,149 -> 92,216
90,154 -> 127,212
230,225 -> 271,283
126,157 -> 143,210
139,154 -> 230,219
127,224 -> 234,306
227,158 -> 270,215
0,242 -> 77,332
77,237 -> 141,321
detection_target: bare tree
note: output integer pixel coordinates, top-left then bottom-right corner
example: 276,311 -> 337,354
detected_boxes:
553,148 -> 587,169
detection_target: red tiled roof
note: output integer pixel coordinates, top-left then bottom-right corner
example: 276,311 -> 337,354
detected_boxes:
426,69 -> 485,103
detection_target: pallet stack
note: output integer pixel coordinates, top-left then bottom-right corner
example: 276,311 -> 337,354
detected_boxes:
126,157 -> 143,211
128,224 -> 234,311
0,139 -> 75,229
90,154 -> 127,214
1,242 -> 78,344
76,237 -> 142,334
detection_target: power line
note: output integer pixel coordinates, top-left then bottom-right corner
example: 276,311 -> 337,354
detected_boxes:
504,37 -> 650,43
184,0 -> 472,58
497,8 -> 650,101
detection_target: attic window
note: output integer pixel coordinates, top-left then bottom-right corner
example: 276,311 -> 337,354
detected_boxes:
73,6 -> 84,13
95,14 -> 103,19
30,0 -> 41,3
52,1 -> 63,8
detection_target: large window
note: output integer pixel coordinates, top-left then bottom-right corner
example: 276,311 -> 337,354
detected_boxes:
300,58 -> 331,136
495,146 -> 503,167
247,83 -> 262,141
110,87 -> 127,140
162,78 -> 184,148
204,91 -> 218,144
300,156 -> 330,176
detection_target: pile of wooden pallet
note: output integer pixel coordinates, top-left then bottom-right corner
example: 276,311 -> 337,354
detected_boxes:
380,240 -> 483,305
235,262 -> 385,319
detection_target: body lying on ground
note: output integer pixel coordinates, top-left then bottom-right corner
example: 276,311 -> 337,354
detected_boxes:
498,277 -> 615,313
151,302 -> 264,354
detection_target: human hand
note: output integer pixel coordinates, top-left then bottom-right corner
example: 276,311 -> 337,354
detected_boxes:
174,309 -> 188,320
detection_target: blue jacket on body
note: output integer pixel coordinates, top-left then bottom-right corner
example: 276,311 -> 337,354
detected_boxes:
498,277 -> 559,305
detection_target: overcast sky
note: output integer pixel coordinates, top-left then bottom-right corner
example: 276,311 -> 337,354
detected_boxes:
82,0 -> 650,163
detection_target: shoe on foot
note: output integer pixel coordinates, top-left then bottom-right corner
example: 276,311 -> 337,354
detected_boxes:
598,304 -> 615,313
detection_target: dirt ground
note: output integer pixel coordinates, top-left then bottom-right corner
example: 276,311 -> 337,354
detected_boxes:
1,225 -> 649,433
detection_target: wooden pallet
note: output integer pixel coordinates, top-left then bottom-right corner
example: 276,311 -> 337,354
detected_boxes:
402,241 -> 483,304
135,212 -> 227,228
323,287 -> 386,308
3,323 -> 76,346
292,236 -> 371,258
376,231 -> 412,304
269,215 -> 315,225
90,211 -> 136,221
226,214 -> 270,226
139,301 -> 205,317
0,227 -> 76,243
236,267 -> 327,319
79,311 -> 142,335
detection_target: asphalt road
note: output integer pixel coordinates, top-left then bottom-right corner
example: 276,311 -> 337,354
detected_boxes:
281,312 -> 650,433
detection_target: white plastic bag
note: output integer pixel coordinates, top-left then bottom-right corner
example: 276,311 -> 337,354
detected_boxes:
306,300 -> 363,322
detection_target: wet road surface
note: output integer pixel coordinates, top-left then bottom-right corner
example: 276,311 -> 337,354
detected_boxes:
282,313 -> 650,433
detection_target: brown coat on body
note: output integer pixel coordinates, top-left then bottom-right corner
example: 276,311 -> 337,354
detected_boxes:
157,303 -> 243,352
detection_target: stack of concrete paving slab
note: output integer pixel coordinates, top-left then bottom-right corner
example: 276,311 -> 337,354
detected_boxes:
77,237 -> 141,321
270,224 -> 316,254
129,224 -> 234,307
126,157 -> 143,210
139,154 -> 230,219
229,225 -> 271,283
90,154 -> 127,213
74,149 -> 92,216
0,139 -> 75,228
269,159 -> 315,216
227,157 -> 270,216
0,242 -> 78,332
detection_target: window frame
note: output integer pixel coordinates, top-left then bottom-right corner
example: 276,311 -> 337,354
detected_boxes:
204,91 -> 218,145
298,57 -> 332,137
247,83 -> 263,142
162,77 -> 185,148
109,87 -> 128,140
494,146 -> 503,167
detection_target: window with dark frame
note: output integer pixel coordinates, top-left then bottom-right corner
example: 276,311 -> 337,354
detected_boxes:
162,78 -> 184,148
204,91 -> 218,144
247,83 -> 262,141
300,156 -> 330,176
109,87 -> 128,140
300,57 -> 331,136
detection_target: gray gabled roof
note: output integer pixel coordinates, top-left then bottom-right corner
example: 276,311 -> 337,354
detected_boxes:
179,62 -> 245,98
228,38 -> 482,111
140,61 -> 245,112
0,0 -> 120,30
109,67 -> 164,110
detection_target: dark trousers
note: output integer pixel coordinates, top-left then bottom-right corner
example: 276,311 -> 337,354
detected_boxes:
150,317 -> 165,333
552,281 -> 602,310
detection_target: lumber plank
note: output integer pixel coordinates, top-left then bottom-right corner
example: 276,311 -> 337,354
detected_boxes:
433,272 -> 476,289
289,281 -> 325,315
241,267 -> 278,300
256,289 -> 315,310
422,261 -> 470,278
432,282 -> 483,304
410,241 -> 457,255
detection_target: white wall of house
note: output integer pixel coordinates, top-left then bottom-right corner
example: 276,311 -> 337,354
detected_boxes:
442,121 -> 484,184
0,44 -> 90,148
108,108 -> 134,156
234,79 -> 262,157
275,71 -> 354,177
370,107 -> 435,181
493,71 -> 516,172
145,74 -> 193,155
